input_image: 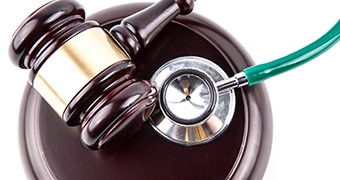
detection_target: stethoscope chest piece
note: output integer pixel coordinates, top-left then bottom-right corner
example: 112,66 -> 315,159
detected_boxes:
150,56 -> 236,146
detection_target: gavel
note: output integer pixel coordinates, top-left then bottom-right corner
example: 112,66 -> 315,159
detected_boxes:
9,0 -> 194,150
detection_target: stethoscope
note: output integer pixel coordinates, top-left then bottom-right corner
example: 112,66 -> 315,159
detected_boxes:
149,19 -> 340,145
9,0 -> 340,150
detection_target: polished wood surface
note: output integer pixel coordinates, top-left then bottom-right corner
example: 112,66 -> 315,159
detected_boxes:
18,3 -> 272,179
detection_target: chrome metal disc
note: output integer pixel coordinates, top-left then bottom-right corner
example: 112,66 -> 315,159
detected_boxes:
150,56 -> 236,146
160,69 -> 217,125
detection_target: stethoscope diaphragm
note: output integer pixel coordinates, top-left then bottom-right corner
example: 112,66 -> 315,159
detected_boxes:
150,56 -> 236,146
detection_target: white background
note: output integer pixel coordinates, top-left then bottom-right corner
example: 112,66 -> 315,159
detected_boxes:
1,0 -> 339,179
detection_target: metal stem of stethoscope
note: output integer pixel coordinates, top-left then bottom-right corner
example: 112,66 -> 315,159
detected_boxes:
217,19 -> 340,92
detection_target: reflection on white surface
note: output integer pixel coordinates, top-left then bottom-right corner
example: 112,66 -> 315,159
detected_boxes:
1,0 -> 339,179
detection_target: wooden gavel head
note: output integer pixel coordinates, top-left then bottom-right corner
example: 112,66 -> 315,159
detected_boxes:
8,0 -> 194,150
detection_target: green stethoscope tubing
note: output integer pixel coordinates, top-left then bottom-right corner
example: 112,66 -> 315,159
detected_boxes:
243,19 -> 340,86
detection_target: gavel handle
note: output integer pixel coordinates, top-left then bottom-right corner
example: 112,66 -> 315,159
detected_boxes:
110,0 -> 194,57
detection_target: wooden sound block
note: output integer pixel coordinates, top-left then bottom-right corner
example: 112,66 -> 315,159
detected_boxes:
19,3 -> 272,179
